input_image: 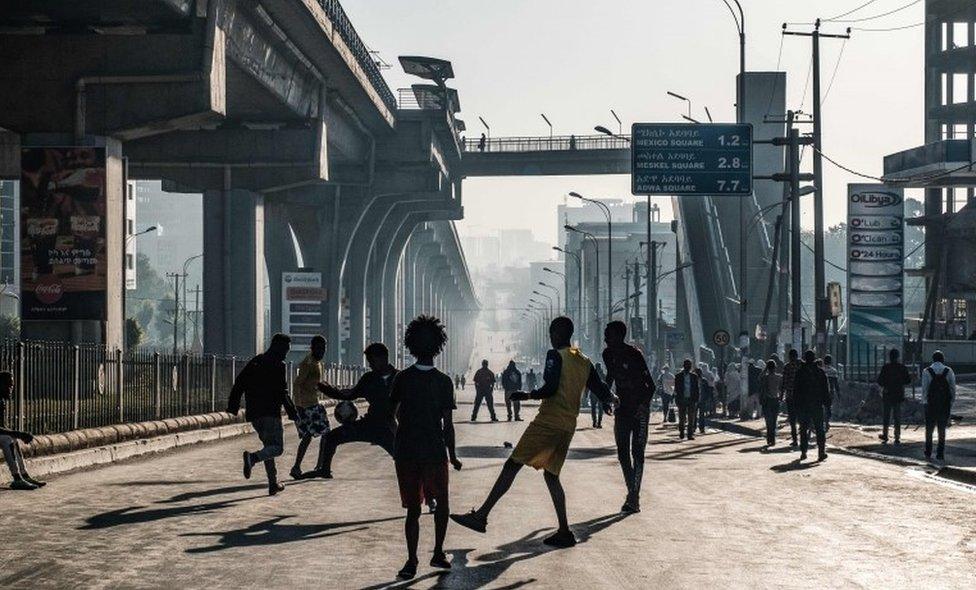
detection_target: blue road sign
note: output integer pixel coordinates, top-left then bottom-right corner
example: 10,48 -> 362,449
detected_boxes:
631,123 -> 753,196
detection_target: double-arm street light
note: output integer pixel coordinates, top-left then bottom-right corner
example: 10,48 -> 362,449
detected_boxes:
568,192 -> 613,319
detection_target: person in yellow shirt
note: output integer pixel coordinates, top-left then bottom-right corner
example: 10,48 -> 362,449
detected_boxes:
451,317 -> 615,548
289,335 -> 330,479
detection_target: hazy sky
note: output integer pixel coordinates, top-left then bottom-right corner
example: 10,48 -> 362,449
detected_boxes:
344,0 -> 926,244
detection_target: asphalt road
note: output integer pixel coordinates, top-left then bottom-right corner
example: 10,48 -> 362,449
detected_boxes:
2,402 -> 975,590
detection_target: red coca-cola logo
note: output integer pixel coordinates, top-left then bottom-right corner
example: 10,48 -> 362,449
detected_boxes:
35,279 -> 64,305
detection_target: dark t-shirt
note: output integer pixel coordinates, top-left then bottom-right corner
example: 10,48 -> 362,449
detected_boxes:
602,344 -> 655,415
390,366 -> 457,463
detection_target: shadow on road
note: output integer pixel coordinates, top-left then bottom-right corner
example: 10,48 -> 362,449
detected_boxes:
357,512 -> 629,590
183,514 -> 404,553
456,445 -> 616,461
770,459 -> 821,473
80,495 -> 265,530
648,437 -> 752,462
161,483 -> 268,504
738,445 -> 794,454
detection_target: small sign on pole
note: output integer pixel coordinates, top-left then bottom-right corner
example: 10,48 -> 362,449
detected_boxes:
712,329 -> 731,348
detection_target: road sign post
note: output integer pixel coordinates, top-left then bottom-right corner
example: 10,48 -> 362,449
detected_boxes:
631,123 -> 753,196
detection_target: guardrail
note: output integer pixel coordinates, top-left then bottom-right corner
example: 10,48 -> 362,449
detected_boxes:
461,134 -> 631,153
0,341 -> 364,435
318,0 -> 397,114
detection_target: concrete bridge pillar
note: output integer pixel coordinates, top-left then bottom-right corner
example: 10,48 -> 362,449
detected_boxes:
203,189 -> 265,357
265,197 -> 301,338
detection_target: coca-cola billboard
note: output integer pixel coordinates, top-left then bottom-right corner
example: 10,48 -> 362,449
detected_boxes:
21,147 -> 107,320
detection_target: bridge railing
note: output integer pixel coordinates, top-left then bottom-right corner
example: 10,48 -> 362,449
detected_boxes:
318,0 -> 397,114
0,341 -> 365,435
461,134 -> 631,153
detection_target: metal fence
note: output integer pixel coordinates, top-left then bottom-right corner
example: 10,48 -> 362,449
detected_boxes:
1,341 -> 364,435
461,134 -> 632,153
317,0 -> 397,113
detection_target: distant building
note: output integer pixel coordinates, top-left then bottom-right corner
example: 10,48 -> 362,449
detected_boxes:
124,181 -> 137,290
0,180 -> 18,316
135,181 -> 203,287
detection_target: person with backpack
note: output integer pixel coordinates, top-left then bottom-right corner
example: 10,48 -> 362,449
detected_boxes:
876,349 -> 912,445
921,350 -> 956,462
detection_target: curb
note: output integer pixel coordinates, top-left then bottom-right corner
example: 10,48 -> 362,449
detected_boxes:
1,420 -> 255,485
708,419 -> 976,486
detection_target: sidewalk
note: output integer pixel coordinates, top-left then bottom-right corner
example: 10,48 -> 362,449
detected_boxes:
708,415 -> 976,486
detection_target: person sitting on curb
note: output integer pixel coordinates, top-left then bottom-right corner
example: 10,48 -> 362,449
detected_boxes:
0,371 -> 46,490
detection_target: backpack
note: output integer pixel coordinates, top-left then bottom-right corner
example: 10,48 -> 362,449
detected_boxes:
926,367 -> 951,408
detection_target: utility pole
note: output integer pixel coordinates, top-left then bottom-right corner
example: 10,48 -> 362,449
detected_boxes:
788,125 -> 803,350
648,241 -> 665,360
785,20 -> 851,354
190,284 -> 202,351
644,198 -> 653,361
166,272 -> 180,355
624,265 -> 631,324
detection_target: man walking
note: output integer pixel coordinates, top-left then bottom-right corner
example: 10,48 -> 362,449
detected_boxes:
673,359 -> 701,440
451,317 -> 615,548
759,360 -> 782,447
793,350 -> 830,462
658,365 -> 675,423
779,349 -> 801,448
921,350 -> 956,462
876,348 -> 911,445
501,360 -> 523,421
227,334 -> 298,496
289,335 -> 331,479
315,342 -> 398,478
525,368 -> 538,392
602,321 -> 656,513
472,360 -> 498,422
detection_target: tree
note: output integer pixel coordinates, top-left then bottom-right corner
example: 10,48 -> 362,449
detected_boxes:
0,314 -> 19,341
124,318 -> 143,351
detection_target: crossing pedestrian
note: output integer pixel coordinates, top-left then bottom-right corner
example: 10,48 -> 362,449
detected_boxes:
0,371 -> 45,490
289,335 -> 331,480
759,360 -> 782,447
460,374 -> 466,390
390,316 -> 462,580
226,334 -> 298,496
525,368 -> 538,392
314,342 -> 398,478
724,363 -> 741,417
471,360 -> 498,422
921,350 -> 956,462
501,360 -> 523,421
779,349 -> 801,448
673,359 -> 701,440
823,355 -> 840,431
588,363 -> 607,428
876,348 -> 911,445
451,317 -> 615,548
793,350 -> 830,462
602,321 -> 656,513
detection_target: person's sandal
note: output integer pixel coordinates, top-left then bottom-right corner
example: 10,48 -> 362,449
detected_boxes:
450,510 -> 487,533
430,552 -> 451,569
397,559 -> 418,580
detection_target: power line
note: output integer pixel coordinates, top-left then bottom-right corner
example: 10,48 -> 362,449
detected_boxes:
820,39 -> 848,106
852,21 -> 924,32
764,33 -> 787,119
826,0 -> 883,22
831,0 -> 922,23
815,147 -> 975,183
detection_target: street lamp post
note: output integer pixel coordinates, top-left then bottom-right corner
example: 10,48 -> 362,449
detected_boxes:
552,248 -> 583,334
568,192 -> 612,320
538,282 -> 562,315
532,291 -> 554,318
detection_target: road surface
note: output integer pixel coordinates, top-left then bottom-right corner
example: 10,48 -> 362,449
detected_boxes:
2,402 -> 975,589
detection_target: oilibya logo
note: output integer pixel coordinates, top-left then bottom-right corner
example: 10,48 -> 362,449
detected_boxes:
851,191 -> 902,208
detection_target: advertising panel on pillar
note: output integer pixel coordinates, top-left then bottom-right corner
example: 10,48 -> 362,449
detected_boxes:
846,184 -> 905,367
282,271 -> 326,351
20,147 -> 108,320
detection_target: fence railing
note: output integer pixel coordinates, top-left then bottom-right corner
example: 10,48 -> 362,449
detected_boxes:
1,341 -> 364,435
317,0 -> 397,114
461,134 -> 632,154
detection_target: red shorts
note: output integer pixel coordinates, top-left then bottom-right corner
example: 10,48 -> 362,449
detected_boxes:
395,460 -> 449,508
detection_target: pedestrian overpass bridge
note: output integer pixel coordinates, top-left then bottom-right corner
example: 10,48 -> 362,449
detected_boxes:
459,134 -> 631,177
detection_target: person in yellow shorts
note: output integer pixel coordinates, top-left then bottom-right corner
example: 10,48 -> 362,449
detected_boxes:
451,317 -> 615,548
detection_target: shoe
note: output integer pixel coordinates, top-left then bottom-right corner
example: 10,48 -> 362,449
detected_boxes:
800,452 -> 808,461
10,479 -> 38,491
515,417 -> 523,422
679,432 -> 686,440
542,530 -> 577,548
430,552 -> 451,569
936,453 -> 945,462
894,440 -> 901,446
621,494 -> 641,513
878,434 -> 888,443
491,417 -> 499,422
790,441 -> 798,449
397,559 -> 418,580
242,452 -> 253,480
924,452 -> 933,461
314,469 -> 334,479
687,435 -> 695,441
507,416 -> 513,422
23,476 -> 46,488
767,441 -> 776,448
268,482 -> 285,496
818,452 -> 828,462
427,498 -> 438,514
289,466 -> 303,480
450,510 -> 487,533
